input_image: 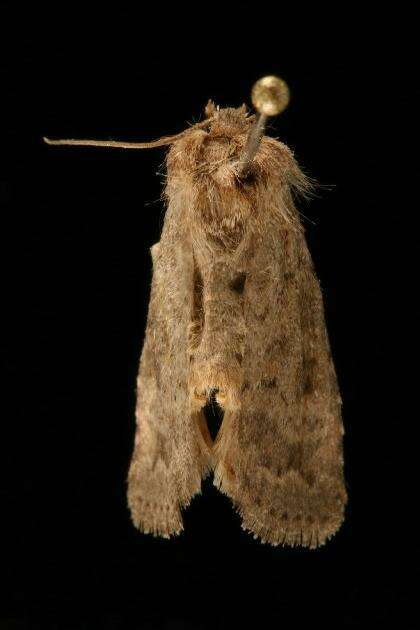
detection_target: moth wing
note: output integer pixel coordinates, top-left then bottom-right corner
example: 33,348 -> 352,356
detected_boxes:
214,226 -> 347,548
127,200 -> 211,537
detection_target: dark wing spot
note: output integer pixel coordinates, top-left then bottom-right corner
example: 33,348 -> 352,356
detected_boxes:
260,377 -> 277,389
303,374 -> 314,394
235,352 -> 243,365
284,272 -> 295,281
229,272 -> 246,294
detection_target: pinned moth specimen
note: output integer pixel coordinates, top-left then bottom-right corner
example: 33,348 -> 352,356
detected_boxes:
44,76 -> 347,548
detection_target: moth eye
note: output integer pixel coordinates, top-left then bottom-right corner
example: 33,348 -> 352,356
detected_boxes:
229,272 -> 246,294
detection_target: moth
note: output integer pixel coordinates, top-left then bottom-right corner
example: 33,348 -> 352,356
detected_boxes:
44,76 -> 347,548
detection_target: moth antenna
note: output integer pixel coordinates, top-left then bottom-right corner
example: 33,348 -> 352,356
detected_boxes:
236,75 -> 290,179
43,118 -> 213,150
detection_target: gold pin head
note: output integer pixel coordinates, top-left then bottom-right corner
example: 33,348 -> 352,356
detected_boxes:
251,75 -> 290,117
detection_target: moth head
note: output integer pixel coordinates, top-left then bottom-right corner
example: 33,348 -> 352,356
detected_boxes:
165,105 -> 254,181
168,77 -> 291,178
202,101 -> 255,138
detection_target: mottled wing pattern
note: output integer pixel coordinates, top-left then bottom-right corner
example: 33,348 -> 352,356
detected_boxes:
214,221 -> 346,548
127,196 -> 211,537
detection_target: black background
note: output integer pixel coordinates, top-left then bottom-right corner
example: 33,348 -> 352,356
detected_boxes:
2,5 -> 417,629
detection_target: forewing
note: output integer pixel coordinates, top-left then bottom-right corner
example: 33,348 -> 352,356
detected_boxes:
214,223 -> 346,548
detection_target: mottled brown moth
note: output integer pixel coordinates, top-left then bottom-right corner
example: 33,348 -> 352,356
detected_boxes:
44,76 -> 347,548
